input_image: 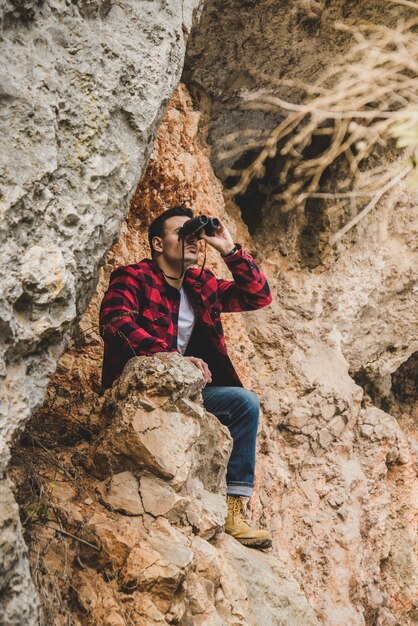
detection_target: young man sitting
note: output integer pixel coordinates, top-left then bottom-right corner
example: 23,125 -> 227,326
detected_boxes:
99,207 -> 273,549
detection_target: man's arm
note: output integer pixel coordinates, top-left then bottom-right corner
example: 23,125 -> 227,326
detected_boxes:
199,221 -> 272,313
216,245 -> 272,312
100,265 -> 171,355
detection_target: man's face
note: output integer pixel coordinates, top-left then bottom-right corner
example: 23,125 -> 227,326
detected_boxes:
153,215 -> 200,266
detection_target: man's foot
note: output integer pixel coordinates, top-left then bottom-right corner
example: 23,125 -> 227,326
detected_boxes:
225,495 -> 272,550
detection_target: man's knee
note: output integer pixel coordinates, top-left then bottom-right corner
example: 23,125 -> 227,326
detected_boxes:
202,386 -> 260,428
234,389 -> 260,427
238,388 -> 260,411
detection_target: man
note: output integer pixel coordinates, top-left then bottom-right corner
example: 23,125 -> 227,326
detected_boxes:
100,207 -> 273,549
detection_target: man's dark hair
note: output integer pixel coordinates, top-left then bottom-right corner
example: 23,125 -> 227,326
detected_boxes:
148,206 -> 194,256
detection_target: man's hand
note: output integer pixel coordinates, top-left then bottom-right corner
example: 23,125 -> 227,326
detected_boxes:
200,219 -> 235,256
186,356 -> 212,384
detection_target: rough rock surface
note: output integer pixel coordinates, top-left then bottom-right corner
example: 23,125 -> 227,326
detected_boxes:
0,1 -> 203,622
183,1 -> 418,401
10,353 -> 318,626
3,2 -> 418,624
10,83 -> 417,625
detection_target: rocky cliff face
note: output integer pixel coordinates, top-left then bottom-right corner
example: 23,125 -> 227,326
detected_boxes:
2,1 -> 418,625
10,84 -> 418,625
0,2 -> 203,623
11,353 -> 318,625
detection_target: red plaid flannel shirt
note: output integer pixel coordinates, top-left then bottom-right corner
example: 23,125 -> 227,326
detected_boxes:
99,244 -> 272,389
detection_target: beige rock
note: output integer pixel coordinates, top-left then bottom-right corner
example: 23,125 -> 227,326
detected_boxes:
191,405 -> 232,494
114,352 -> 205,404
287,404 -> 311,430
186,572 -> 212,615
78,512 -> 140,573
361,424 -> 374,438
319,427 -> 334,448
328,415 -> 346,438
85,355 -> 234,494
88,394 -> 201,485
184,482 -> 226,538
98,471 -> 144,515
191,536 -> 223,586
119,543 -> 162,590
131,594 -> 167,625
140,474 -> 189,521
321,402 -> 336,421
132,518 -> 193,610
299,479 -> 320,507
215,535 -> 319,626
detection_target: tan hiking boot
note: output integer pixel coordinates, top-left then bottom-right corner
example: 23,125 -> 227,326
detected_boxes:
225,495 -> 272,549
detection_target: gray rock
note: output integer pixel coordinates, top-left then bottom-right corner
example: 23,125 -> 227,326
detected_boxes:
0,0 -> 202,621
0,479 -> 39,626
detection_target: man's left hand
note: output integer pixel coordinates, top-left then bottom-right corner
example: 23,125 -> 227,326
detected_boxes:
185,356 -> 212,384
200,219 -> 235,256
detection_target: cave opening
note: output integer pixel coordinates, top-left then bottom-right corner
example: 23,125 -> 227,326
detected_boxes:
222,128 -> 334,267
353,351 -> 418,426
391,351 -> 418,408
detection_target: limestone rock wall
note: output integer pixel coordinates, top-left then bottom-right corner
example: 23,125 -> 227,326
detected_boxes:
10,83 -> 417,626
3,1 -> 418,625
0,2 -> 203,623
10,353 -> 319,626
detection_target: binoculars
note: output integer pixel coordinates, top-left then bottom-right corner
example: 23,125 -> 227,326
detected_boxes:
178,215 -> 220,239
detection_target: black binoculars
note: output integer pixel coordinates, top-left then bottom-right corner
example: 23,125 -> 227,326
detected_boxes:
178,215 -> 220,239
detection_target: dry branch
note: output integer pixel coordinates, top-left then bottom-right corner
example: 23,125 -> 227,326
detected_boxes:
217,18 -> 418,242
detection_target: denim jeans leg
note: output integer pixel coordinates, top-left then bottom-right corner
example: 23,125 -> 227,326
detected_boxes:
201,386 -> 260,497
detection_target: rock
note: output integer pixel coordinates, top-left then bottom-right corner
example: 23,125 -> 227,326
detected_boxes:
287,404 -> 311,430
87,357 -> 205,484
78,512 -> 140,573
328,415 -> 345,438
119,542 -> 162,591
140,475 -> 189,521
137,518 -> 194,610
298,480 -> 320,507
321,403 -> 336,421
214,535 -> 319,626
130,594 -> 167,625
367,584 -> 384,608
361,424 -> 374,438
190,405 -> 232,495
75,569 -> 127,626
0,479 -> 39,625
184,481 -> 226,538
98,471 -> 144,515
114,352 -> 206,404
191,536 -> 223,587
318,428 -> 334,448
0,0 -> 203,619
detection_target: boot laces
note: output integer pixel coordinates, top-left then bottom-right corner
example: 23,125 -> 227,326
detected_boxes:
230,497 -> 251,527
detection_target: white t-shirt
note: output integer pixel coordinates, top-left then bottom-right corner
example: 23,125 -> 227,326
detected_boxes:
177,287 -> 196,355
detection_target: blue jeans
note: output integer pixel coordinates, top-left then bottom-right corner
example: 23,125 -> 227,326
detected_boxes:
202,386 -> 260,497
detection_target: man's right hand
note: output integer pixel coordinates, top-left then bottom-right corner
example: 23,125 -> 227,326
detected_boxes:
185,356 -> 212,384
